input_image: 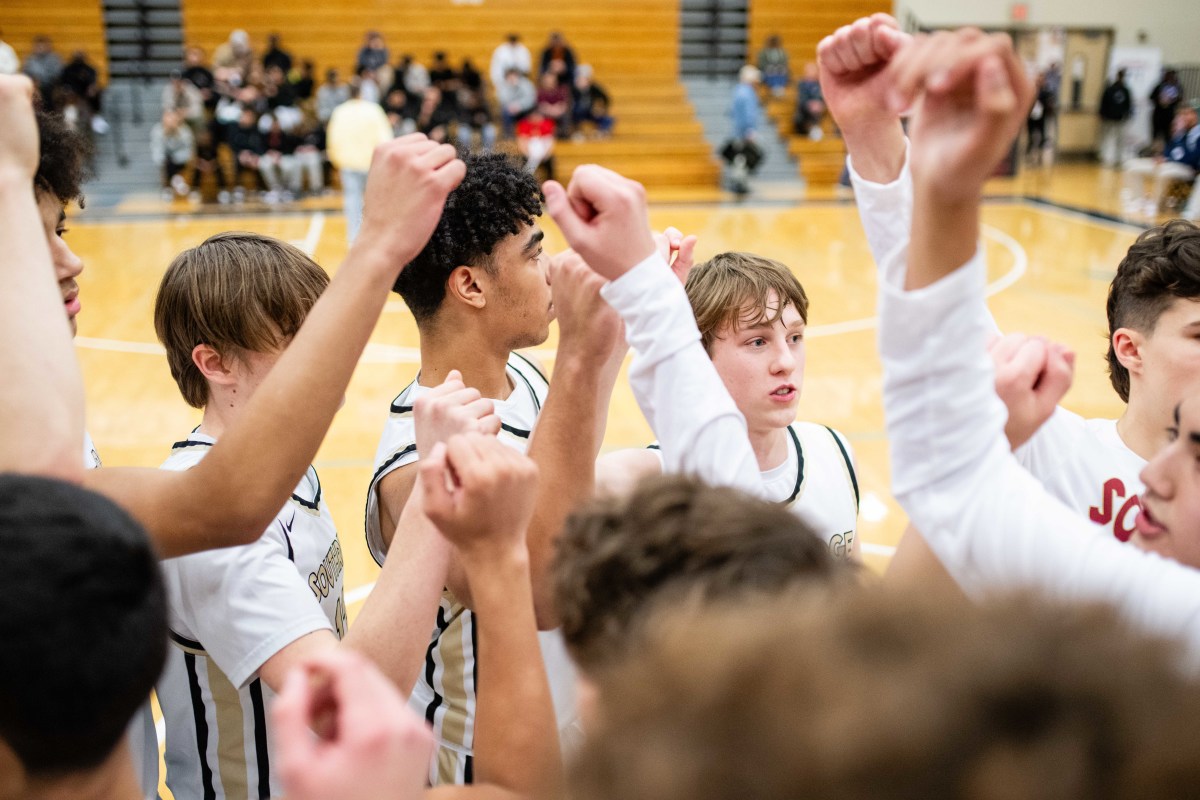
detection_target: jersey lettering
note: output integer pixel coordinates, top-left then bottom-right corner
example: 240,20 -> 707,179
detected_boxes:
1088,477 -> 1141,543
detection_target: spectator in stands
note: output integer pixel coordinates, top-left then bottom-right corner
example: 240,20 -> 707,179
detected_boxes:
414,86 -> 455,142
182,47 -> 217,109
572,64 -> 613,138
358,68 -> 382,104
316,67 -> 349,124
356,30 -> 392,92
793,61 -> 825,140
151,110 -> 196,201
732,64 -> 762,141
0,30 -> 18,75
457,80 -> 497,152
1099,68 -> 1134,167
497,67 -> 536,136
516,107 -> 556,181
162,70 -> 204,131
490,32 -> 531,89
193,122 -> 233,204
258,113 -> 297,202
59,51 -> 106,132
460,57 -> 483,94
1150,69 -> 1183,151
22,36 -> 63,102
1123,105 -> 1200,219
429,51 -> 457,91
290,113 -> 326,195
213,29 -> 253,76
536,71 -> 570,138
264,64 -> 301,129
326,81 -> 392,241
757,34 -> 790,97
228,106 -> 266,201
540,32 -> 577,85
293,59 -> 316,101
400,55 -> 429,97
262,33 -> 293,74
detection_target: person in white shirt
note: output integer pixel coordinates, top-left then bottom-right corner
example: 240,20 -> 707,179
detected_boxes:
596,249 -> 860,560
326,82 -> 393,242
490,33 -> 532,90
818,15 -> 1200,580
0,33 -> 20,75
874,26 -> 1200,662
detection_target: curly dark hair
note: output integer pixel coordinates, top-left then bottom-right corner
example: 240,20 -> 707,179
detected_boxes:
392,151 -> 542,323
1106,220 -> 1200,402
553,475 -> 841,672
34,106 -> 93,205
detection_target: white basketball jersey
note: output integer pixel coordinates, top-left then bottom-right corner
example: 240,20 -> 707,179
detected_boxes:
365,352 -> 579,785
1016,408 -> 1146,542
157,431 -> 345,800
653,421 -> 860,558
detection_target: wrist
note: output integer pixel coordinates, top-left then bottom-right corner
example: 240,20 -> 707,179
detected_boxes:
0,168 -> 35,196
458,543 -> 530,581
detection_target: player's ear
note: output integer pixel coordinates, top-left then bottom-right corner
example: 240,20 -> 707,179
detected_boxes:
192,343 -> 238,387
446,265 -> 487,310
1111,327 -> 1145,376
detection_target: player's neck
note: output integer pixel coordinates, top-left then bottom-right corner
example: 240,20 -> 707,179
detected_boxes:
750,425 -> 790,472
418,322 -> 514,401
1116,399 -> 1167,461
196,382 -> 251,441
24,742 -> 143,800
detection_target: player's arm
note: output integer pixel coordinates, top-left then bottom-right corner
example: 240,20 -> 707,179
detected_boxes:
423,435 -> 565,800
594,449 -> 663,497
0,75 -> 84,482
85,135 -> 466,559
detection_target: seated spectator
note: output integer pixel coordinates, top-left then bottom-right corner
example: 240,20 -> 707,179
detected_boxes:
213,29 -> 253,76
429,51 -> 457,91
383,87 -> 415,135
262,32 -> 293,74
22,35 -> 63,102
400,55 -> 429,97
227,106 -> 266,200
358,68 -> 382,104
193,121 -> 233,204
0,476 -> 168,800
757,34 -> 790,97
0,30 -> 18,75
162,69 -> 204,131
290,113 -> 326,195
182,46 -> 217,109
258,112 -> 296,202
60,51 -> 107,133
316,68 -> 349,124
540,31 -> 577,86
460,57 -> 483,93
1123,105 -> 1200,220
356,30 -> 392,91
516,108 -> 556,181
151,109 -> 196,200
414,86 -> 455,142
572,65 -> 613,138
496,67 -> 536,136
457,84 -> 497,152
490,32 -> 531,89
793,61 -> 826,140
264,64 -> 302,129
537,71 -> 570,137
293,59 -> 316,100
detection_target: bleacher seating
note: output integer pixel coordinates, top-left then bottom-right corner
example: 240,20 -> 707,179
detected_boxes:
0,0 -> 108,83
180,0 -> 720,189
749,0 -> 887,187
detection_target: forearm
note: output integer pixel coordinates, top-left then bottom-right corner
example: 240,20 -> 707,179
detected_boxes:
343,483 -> 452,695
526,353 -> 604,627
465,551 -> 564,800
602,255 -> 761,496
0,177 -> 84,481
908,183 -> 979,291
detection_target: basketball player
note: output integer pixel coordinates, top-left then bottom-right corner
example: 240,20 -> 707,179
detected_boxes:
595,251 -> 861,560
153,227 -> 558,797
366,152 -> 625,784
876,26 -> 1200,658
0,75 -> 84,481
819,16 -> 1200,574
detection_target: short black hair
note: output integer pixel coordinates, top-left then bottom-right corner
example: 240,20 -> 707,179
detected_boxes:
392,151 -> 542,323
35,106 -> 92,204
0,475 -> 166,775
